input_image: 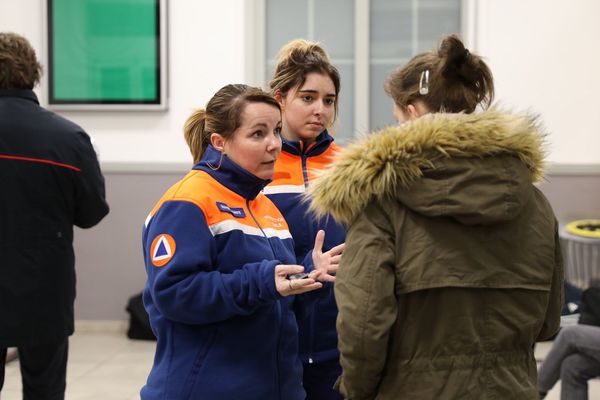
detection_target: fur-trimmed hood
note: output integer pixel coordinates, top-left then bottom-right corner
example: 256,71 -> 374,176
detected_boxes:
306,109 -> 547,226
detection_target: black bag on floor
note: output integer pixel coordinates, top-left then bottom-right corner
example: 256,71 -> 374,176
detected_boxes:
126,292 -> 156,340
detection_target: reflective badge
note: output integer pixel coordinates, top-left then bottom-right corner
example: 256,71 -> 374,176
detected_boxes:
150,234 -> 176,267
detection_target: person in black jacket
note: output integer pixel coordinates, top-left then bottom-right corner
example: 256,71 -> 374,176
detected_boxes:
0,32 -> 109,399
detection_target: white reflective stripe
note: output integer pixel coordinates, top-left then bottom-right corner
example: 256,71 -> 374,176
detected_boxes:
262,184 -> 305,195
262,227 -> 293,240
144,213 -> 152,228
209,219 -> 292,240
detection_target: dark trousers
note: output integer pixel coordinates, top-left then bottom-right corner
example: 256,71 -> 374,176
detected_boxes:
1,337 -> 68,400
303,358 -> 343,400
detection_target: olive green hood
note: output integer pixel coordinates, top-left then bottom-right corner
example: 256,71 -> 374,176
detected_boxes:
307,109 -> 547,226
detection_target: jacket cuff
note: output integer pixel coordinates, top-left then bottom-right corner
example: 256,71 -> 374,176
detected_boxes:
258,259 -> 283,300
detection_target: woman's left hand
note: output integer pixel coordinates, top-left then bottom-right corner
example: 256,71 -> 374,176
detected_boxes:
310,230 -> 345,283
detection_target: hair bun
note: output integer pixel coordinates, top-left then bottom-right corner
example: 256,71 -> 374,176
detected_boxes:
275,39 -> 330,67
438,35 -> 470,80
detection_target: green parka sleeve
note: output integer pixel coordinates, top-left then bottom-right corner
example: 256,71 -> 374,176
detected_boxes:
334,200 -> 397,400
536,220 -> 564,341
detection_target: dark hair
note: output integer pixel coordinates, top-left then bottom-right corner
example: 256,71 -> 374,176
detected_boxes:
184,84 -> 281,163
269,39 -> 341,118
385,34 -> 494,114
0,32 -> 42,90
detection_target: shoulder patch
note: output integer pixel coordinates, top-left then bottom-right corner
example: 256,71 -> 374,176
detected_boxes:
216,202 -> 246,218
150,234 -> 176,267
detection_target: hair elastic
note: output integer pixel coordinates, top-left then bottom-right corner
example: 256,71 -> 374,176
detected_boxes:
459,48 -> 470,64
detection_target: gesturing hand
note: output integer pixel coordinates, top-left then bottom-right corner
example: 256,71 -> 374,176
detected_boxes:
274,264 -> 323,297
310,230 -> 345,283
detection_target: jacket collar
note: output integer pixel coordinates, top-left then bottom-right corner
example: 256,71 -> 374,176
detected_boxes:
282,130 -> 334,157
0,89 -> 39,104
194,145 -> 270,200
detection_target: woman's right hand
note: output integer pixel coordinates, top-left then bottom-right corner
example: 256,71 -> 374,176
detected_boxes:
275,264 -> 323,297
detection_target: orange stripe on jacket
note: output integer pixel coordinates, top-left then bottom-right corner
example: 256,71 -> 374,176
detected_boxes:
271,152 -> 304,185
269,142 -> 342,188
148,170 -> 290,234
305,143 -> 341,180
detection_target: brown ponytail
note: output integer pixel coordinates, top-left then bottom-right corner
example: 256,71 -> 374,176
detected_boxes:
183,108 -> 208,164
385,34 -> 494,114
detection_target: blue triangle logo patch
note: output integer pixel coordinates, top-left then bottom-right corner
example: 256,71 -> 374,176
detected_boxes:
155,240 -> 169,258
150,234 -> 176,267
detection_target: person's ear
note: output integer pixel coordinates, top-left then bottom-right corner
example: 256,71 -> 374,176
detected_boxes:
274,90 -> 285,107
406,104 -> 420,120
210,133 -> 225,152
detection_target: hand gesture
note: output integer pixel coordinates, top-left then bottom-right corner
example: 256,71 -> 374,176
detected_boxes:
275,264 -> 323,297
310,230 -> 345,283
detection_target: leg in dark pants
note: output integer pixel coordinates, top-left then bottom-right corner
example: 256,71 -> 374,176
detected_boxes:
0,347 -> 6,391
18,337 -> 69,400
303,358 -> 343,400
560,353 -> 600,400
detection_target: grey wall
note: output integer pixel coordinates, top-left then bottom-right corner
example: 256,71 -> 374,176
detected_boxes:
73,170 -> 600,320
74,171 -> 183,320
537,174 -> 600,225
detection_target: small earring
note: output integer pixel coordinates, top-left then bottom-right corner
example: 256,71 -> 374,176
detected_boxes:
207,151 -> 224,171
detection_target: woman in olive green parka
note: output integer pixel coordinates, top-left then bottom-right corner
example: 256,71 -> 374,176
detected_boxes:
307,35 -> 564,400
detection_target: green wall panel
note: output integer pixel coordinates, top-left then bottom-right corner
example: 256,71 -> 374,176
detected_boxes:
48,0 -> 163,106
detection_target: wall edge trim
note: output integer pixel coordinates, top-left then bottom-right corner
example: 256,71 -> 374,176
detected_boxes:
100,161 -> 600,175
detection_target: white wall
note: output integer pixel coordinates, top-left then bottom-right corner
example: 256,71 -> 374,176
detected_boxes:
0,0 -> 247,166
475,0 -> 600,165
2,0 -> 599,166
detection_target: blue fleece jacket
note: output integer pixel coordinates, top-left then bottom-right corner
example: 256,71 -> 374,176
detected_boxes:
264,131 -> 346,364
141,146 -> 311,400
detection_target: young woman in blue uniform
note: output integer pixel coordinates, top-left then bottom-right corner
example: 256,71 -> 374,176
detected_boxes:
140,84 -> 343,400
264,39 -> 346,400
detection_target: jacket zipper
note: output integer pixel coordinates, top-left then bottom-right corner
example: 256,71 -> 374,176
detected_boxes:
300,148 -> 316,364
307,308 -> 316,364
300,142 -> 316,188
246,198 -> 276,257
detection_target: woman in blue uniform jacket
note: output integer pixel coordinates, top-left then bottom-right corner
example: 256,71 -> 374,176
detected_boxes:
140,84 -> 344,400
265,39 -> 346,400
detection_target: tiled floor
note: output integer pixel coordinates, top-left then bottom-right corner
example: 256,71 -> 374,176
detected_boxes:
2,324 -> 600,400
2,322 -> 155,400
